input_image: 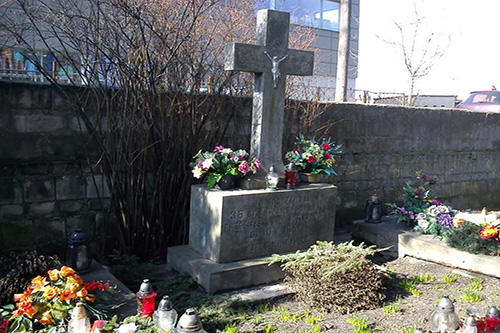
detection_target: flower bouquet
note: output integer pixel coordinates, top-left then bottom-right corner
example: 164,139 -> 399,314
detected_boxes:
285,135 -> 342,175
191,146 -> 262,189
392,171 -> 500,256
9,266 -> 109,332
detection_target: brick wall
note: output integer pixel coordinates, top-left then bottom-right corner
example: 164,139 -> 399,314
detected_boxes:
2,82 -> 500,254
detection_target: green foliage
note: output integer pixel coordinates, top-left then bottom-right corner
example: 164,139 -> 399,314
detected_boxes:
442,274 -> 460,285
383,302 -> 402,315
347,316 -> 372,333
410,273 -> 435,283
444,222 -> 500,256
101,314 -> 156,333
467,278 -> 484,292
401,325 -> 419,333
461,290 -> 483,302
269,240 -> 382,277
395,280 -> 421,297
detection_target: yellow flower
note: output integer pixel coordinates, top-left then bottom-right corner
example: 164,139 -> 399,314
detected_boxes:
43,286 -> 58,301
47,269 -> 60,281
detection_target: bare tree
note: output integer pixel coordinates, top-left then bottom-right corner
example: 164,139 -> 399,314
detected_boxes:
380,4 -> 449,106
0,0 -> 318,259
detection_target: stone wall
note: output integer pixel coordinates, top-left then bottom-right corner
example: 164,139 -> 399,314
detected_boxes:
0,82 -> 108,256
2,82 -> 500,254
319,103 -> 500,225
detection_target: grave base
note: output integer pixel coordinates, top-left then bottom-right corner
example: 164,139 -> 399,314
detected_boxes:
352,218 -> 500,278
169,184 -> 337,293
167,245 -> 284,294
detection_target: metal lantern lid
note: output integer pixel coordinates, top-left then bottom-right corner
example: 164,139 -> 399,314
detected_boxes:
436,294 -> 455,311
487,305 -> 500,318
158,295 -> 173,311
177,308 -> 204,333
68,228 -> 88,245
138,279 -> 154,294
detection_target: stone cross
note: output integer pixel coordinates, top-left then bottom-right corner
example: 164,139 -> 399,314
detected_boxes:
225,9 -> 314,188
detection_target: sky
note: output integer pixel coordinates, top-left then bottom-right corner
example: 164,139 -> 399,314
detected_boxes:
356,0 -> 500,101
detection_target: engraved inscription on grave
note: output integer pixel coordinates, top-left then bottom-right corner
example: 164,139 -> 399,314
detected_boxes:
220,190 -> 335,262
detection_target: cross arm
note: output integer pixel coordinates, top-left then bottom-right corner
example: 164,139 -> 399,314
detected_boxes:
225,42 -> 267,73
281,49 -> 314,76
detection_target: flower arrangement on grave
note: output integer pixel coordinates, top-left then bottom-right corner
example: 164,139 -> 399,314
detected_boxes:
391,171 -> 500,256
191,146 -> 262,189
284,135 -> 342,175
9,265 -> 109,331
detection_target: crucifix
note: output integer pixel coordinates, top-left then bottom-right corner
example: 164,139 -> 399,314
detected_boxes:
225,9 -> 314,189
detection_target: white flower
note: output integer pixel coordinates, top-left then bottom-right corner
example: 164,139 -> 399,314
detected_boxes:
192,166 -> 203,179
416,212 -> 429,229
118,323 -> 137,333
202,158 -> 213,170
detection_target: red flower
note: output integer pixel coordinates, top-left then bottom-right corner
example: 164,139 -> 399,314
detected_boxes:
321,143 -> 330,150
479,225 -> 499,239
323,153 -> 331,160
307,155 -> 316,163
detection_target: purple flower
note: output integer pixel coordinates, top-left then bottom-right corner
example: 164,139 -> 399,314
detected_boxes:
438,214 -> 454,228
432,199 -> 441,205
213,146 -> 225,153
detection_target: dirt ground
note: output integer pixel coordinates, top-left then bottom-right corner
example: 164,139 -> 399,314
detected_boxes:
235,255 -> 500,332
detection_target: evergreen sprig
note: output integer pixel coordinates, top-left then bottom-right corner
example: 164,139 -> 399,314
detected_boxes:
269,241 -> 383,277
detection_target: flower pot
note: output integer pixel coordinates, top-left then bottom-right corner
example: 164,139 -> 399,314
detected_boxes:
215,175 -> 236,190
299,172 -> 329,184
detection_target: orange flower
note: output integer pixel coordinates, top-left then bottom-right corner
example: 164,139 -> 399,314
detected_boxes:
59,266 -> 76,278
479,225 -> 500,239
66,276 -> 82,293
85,294 -> 96,302
47,269 -> 60,281
39,312 -> 55,325
43,286 -> 58,301
76,287 -> 88,298
14,298 -> 37,318
59,289 -> 76,304
31,276 -> 47,293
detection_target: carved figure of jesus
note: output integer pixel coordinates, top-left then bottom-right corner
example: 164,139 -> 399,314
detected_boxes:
265,52 -> 288,88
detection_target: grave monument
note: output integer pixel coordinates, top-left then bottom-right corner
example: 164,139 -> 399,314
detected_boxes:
167,9 -> 337,294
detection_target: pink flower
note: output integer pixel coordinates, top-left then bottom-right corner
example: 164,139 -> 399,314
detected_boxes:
252,157 -> 262,170
238,161 -> 250,174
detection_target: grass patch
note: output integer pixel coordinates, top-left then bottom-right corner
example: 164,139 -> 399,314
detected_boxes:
467,278 -> 483,291
462,290 -> 483,302
347,316 -> 372,333
410,272 -> 435,283
383,302 -> 402,315
441,273 -> 460,285
396,280 -> 421,297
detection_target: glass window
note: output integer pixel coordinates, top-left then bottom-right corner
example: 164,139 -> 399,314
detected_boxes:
255,0 -> 340,31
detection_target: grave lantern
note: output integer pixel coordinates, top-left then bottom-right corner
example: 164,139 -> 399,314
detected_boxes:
428,294 -> 460,333
463,315 -> 478,333
364,193 -> 383,223
153,295 -> 178,332
136,279 -> 157,317
176,308 -> 207,333
265,164 -> 279,191
485,305 -> 500,331
285,162 -> 298,189
66,228 -> 92,273
68,302 -> 91,333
